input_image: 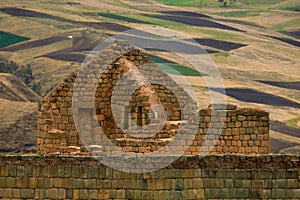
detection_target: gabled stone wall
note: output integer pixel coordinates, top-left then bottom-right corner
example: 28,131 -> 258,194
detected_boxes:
37,41 -> 269,156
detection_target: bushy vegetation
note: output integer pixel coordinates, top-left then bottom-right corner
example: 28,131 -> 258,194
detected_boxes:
280,5 -> 300,12
0,61 -> 41,94
0,31 -> 30,48
217,0 -> 237,7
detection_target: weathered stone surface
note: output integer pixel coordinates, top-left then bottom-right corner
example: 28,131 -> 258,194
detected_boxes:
38,41 -> 270,156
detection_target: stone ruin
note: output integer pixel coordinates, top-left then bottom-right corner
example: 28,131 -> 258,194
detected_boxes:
37,41 -> 270,156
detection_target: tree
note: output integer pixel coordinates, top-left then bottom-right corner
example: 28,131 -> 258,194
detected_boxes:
32,82 -> 42,94
0,60 -> 43,95
218,0 -> 237,7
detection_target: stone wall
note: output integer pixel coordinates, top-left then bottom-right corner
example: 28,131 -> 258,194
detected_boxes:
0,155 -> 299,199
37,41 -> 270,156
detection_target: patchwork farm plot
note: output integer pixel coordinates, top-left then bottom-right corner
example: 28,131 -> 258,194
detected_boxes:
0,31 -> 29,48
257,81 -> 300,91
212,88 -> 300,108
146,14 -> 244,32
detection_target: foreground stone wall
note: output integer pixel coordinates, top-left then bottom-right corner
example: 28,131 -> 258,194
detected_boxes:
0,155 -> 299,199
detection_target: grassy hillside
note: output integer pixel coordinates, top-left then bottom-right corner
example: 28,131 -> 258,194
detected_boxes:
0,0 -> 299,153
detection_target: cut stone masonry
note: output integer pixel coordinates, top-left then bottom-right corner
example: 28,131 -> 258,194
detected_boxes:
37,41 -> 269,156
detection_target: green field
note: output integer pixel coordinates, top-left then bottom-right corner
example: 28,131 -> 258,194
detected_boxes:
286,117 -> 300,129
272,18 -> 300,32
148,55 -> 176,63
215,11 -> 261,18
158,63 -> 206,76
239,0 -> 282,6
0,31 -> 30,48
148,54 -> 206,76
155,0 -> 298,8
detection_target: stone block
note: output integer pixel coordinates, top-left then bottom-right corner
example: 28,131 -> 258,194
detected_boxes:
260,170 -> 273,179
292,189 -> 300,198
73,189 -> 79,199
22,177 -> 29,188
5,177 -> 14,188
20,189 -> 35,199
287,179 -> 298,188
272,179 -> 287,188
17,165 -> 25,177
214,179 -> 224,188
116,189 -> 126,198
156,179 -> 164,190
224,179 -> 234,188
147,179 -> 156,190
249,189 -> 264,199
79,189 -> 89,199
28,177 -> 37,188
0,165 -> 8,176
251,179 -> 264,188
221,188 -> 232,199
134,190 -> 142,199
99,189 -> 109,199
66,188 -> 73,199
183,179 -> 193,189
88,189 -> 98,199
271,189 -> 286,198
125,189 -> 134,199
192,178 -> 204,189
75,178 -> 84,189
84,179 -> 97,189
209,188 -> 222,198
111,179 -> 123,189
108,189 -> 116,199
169,190 -> 181,200
3,188 -> 12,198
236,188 -> 249,198
88,167 -> 98,178
46,188 -> 58,199
175,179 -> 184,190
58,188 -> 66,199
13,189 -> 21,198
237,115 -> 247,121
99,180 -> 111,189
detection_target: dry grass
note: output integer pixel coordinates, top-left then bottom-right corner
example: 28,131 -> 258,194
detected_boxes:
0,98 -> 37,129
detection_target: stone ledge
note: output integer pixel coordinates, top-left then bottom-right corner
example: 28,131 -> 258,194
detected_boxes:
0,154 -> 299,169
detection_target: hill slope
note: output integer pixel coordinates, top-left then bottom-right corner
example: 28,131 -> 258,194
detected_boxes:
0,73 -> 41,102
